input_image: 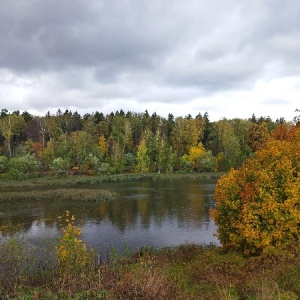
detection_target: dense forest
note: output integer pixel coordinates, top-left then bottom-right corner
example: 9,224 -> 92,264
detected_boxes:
0,108 -> 295,178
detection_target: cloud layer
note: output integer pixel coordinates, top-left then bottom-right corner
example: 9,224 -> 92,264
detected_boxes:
1,0 -> 299,120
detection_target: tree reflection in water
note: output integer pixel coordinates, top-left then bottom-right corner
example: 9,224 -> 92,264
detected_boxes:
0,179 -> 220,253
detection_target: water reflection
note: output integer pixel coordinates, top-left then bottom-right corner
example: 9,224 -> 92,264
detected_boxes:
0,179 -> 220,252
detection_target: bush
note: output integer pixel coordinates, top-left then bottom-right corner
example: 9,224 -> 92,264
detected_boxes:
0,156 -> 8,173
97,163 -> 116,175
180,145 -> 218,172
199,151 -> 218,172
123,153 -> 136,172
6,154 -> 41,179
50,157 -> 70,173
211,125 -> 300,255
85,153 -> 100,170
56,211 -> 95,282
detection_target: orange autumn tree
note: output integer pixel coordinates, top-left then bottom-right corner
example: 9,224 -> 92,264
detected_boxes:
211,124 -> 300,255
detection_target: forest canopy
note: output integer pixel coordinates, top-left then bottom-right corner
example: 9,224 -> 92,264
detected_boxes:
0,108 -> 293,178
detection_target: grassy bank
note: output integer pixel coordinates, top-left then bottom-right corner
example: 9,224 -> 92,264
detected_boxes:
0,173 -> 221,204
0,188 -> 116,203
1,240 -> 300,299
0,172 -> 223,190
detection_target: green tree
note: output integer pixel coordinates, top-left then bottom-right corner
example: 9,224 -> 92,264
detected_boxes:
82,115 -> 98,138
0,114 -> 25,157
172,117 -> 200,157
109,141 -> 124,173
157,134 -> 174,173
41,131 -> 100,172
123,152 -> 136,172
136,139 -> 150,173
68,131 -> 100,170
215,119 -> 243,170
56,109 -> 82,134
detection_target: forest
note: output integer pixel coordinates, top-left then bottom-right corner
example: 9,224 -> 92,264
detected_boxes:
0,107 -> 293,179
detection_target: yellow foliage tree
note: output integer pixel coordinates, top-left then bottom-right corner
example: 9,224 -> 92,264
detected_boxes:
98,135 -> 108,158
181,143 -> 205,171
211,125 -> 300,255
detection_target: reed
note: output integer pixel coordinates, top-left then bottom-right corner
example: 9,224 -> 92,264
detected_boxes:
0,188 -> 116,202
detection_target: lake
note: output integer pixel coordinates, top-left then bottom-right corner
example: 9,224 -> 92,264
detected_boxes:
0,178 -> 220,254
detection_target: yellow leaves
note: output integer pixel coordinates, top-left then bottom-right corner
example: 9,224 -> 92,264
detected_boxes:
56,211 -> 95,279
188,144 -> 204,158
211,125 -> 300,255
180,143 -> 207,172
98,135 -> 108,157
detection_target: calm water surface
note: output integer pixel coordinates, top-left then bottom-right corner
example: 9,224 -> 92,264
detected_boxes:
0,178 -> 220,253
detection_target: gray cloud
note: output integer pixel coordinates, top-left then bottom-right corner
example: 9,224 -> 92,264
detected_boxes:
0,0 -> 300,120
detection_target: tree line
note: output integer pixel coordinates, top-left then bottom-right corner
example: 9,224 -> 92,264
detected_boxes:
0,107 -> 291,178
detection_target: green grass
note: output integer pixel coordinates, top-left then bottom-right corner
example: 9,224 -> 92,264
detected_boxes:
0,188 -> 116,202
0,172 -> 223,189
0,172 -> 221,205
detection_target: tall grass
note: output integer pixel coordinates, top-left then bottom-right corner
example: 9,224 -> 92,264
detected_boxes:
0,172 -> 223,189
0,188 -> 116,202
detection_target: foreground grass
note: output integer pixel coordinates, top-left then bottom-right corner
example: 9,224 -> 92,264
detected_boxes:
1,241 -> 300,300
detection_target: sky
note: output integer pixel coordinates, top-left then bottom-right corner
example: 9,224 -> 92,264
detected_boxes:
0,0 -> 299,121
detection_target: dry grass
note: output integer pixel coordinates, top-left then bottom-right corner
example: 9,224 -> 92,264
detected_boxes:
1,241 -> 300,299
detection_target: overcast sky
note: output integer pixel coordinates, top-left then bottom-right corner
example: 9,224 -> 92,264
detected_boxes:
0,0 -> 299,121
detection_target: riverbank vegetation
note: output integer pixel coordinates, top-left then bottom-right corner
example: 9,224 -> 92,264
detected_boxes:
0,108 -> 290,179
0,172 -> 221,190
1,212 -> 300,299
0,188 -> 116,203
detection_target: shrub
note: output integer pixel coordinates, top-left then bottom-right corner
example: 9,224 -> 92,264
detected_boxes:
199,150 -> 218,172
6,154 -> 41,179
97,162 -> 115,175
50,157 -> 70,173
0,155 -> 8,173
211,125 -> 300,255
124,152 -> 135,166
56,211 -> 95,282
84,153 -> 100,170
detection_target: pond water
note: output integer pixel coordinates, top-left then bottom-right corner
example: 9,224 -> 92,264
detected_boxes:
0,178 -> 220,254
